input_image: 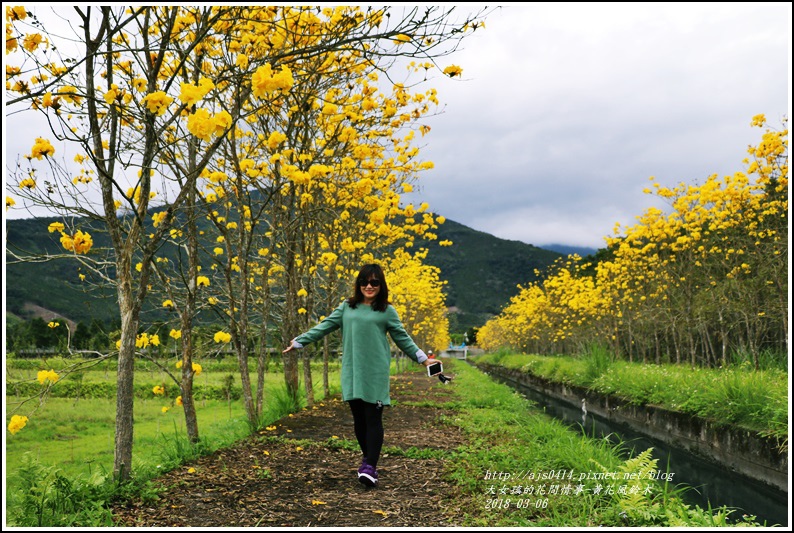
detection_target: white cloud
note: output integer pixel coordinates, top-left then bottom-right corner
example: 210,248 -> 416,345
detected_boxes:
405,2 -> 791,248
5,3 -> 792,250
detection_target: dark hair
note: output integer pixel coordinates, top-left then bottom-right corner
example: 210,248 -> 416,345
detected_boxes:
348,263 -> 389,312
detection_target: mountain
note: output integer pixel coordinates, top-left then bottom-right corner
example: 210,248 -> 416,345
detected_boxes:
5,216 -> 121,326
5,215 -> 566,333
541,243 -> 598,258
416,218 -> 564,331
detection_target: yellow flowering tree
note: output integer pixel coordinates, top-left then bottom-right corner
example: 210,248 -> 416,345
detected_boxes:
386,248 -> 450,352
479,117 -> 788,367
6,3 -> 496,462
157,7 -> 492,411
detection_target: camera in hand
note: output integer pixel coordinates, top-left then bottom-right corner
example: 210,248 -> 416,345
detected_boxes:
426,361 -> 443,377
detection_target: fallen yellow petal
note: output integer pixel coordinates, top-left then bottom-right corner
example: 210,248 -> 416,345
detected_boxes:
187,467 -> 196,473
312,500 -> 327,505
373,509 -> 388,517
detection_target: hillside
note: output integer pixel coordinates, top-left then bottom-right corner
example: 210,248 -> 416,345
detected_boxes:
417,218 -> 564,331
5,215 -> 566,333
5,216 -> 122,326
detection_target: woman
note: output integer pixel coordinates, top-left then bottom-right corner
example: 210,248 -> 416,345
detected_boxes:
283,263 -> 434,487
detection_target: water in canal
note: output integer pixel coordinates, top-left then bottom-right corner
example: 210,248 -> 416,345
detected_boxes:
489,371 -> 789,526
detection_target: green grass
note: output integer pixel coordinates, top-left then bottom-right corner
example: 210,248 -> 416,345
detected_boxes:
4,356 -> 769,527
471,350 -> 788,441
426,359 -> 763,527
5,363 -> 342,492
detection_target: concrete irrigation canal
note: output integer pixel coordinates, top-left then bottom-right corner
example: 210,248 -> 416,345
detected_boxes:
473,362 -> 789,526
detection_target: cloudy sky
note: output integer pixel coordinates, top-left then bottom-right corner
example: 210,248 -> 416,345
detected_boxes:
4,3 -> 791,251
403,2 -> 792,249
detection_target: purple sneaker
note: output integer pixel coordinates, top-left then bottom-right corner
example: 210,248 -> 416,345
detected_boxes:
357,461 -> 378,487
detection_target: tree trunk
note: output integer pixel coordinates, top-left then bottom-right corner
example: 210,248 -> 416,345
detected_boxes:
282,241 -> 301,406
303,349 -> 314,407
180,309 -> 200,443
323,336 -> 330,398
180,188 -> 200,443
256,292 -> 271,418
114,281 -> 138,481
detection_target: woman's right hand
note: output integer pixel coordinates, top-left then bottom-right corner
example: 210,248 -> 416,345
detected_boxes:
283,339 -> 300,353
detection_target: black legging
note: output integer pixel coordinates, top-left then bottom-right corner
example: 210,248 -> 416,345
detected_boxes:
348,399 -> 384,468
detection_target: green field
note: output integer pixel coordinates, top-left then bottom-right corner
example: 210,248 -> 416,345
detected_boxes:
472,349 -> 789,441
6,358 -> 343,490
4,354 -> 778,527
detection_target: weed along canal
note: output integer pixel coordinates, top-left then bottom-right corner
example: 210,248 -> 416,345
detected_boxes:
474,362 -> 789,526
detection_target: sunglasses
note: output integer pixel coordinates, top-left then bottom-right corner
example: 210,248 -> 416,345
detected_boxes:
359,279 -> 382,288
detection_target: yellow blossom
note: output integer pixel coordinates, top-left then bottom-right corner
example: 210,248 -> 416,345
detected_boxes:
8,6 -> 27,21
178,79 -> 214,107
22,33 -> 44,52
251,63 -> 294,97
152,385 -> 165,395
142,91 -> 173,116
8,415 -> 28,435
37,369 -> 59,385
61,230 -> 93,254
29,137 -> 55,159
152,211 -> 168,227
443,65 -> 463,77
214,331 -> 232,343
58,85 -> 82,105
186,108 -> 217,141
136,333 -> 151,348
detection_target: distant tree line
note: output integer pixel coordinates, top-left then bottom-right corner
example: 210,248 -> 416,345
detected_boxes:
6,318 -> 113,352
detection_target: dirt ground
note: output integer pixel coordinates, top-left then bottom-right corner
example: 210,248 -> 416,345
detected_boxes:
112,369 -> 477,527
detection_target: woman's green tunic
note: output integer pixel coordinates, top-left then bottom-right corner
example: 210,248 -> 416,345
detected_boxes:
294,301 -> 422,405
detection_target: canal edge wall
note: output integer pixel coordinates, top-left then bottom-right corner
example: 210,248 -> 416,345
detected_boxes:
474,362 -> 788,493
